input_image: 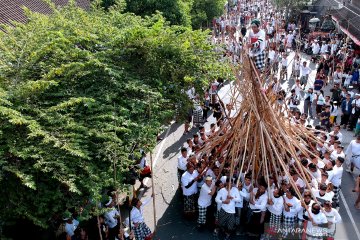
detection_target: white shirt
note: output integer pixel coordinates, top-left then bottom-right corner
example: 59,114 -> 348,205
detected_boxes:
330,105 -> 339,117
320,44 -> 328,54
242,182 -> 253,201
130,197 -> 152,223
267,195 -> 284,216
312,43 -> 320,55
294,177 -> 305,189
311,189 -> 333,204
247,29 -> 266,57
300,65 -> 311,77
324,208 -> 342,234
65,219 -> 79,237
328,131 -> 343,143
235,188 -> 250,208
268,50 -> 276,61
333,71 -> 343,84
283,195 -> 301,217
298,200 -> 315,220
345,140 -> 360,158
330,151 -> 345,161
104,208 -> 120,228
291,84 -> 302,98
249,188 -> 268,211
181,170 -> 199,196
198,182 -> 215,207
305,211 -> 328,237
331,165 -> 343,187
215,187 -> 240,213
293,59 -> 300,70
309,168 -> 322,181
177,155 -> 188,171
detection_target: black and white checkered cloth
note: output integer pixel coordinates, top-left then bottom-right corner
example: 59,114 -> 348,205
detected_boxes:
269,212 -> 282,232
282,216 -> 297,238
254,52 -> 266,71
332,186 -> 340,207
184,194 -> 196,213
218,208 -> 236,231
134,222 -> 152,240
197,205 -> 207,224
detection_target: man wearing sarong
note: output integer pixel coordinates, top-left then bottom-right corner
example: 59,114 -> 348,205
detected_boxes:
247,19 -> 266,71
215,178 -> 240,240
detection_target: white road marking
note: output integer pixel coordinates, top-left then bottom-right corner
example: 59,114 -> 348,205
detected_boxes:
144,122 -> 174,185
339,190 -> 360,240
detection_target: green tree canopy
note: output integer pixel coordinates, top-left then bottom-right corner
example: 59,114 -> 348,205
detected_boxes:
124,0 -> 192,27
0,3 -> 228,229
190,0 -> 226,29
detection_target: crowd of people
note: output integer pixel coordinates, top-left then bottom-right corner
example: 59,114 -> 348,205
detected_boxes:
176,0 -> 360,240
57,0 -> 360,239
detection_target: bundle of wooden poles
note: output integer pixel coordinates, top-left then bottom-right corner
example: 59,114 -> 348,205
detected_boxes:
201,50 -> 321,201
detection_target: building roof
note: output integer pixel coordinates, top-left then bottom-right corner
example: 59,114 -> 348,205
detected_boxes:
0,0 -> 90,26
330,3 -> 360,45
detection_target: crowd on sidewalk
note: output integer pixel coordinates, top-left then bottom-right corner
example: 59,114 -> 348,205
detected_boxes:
177,0 -> 360,239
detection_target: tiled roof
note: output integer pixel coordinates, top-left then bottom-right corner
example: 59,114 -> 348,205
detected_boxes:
330,4 -> 360,45
0,0 -> 90,26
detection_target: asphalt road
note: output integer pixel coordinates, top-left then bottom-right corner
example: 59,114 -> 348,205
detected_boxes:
139,52 -> 360,240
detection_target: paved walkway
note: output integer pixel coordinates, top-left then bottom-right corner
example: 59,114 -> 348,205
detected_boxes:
139,52 -> 360,240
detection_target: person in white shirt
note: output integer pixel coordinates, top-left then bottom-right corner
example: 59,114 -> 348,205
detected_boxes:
197,176 -> 216,228
332,66 -> 343,86
298,190 -> 315,225
323,200 -> 342,238
104,197 -> 120,240
215,179 -> 241,239
280,53 -> 288,81
311,183 -> 334,206
287,89 -> 300,112
266,187 -> 283,237
303,203 -> 328,239
247,19 -> 266,71
291,79 -> 303,98
303,88 -> 315,118
181,163 -> 200,217
130,196 -> 153,240
311,40 -> 320,55
63,211 -> 79,239
330,145 -> 345,161
177,147 -> 188,185
331,157 -> 344,207
286,32 -> 294,48
291,170 -> 305,193
292,54 -> 301,78
300,61 -> 311,87
322,151 -> 332,166
328,125 -> 343,143
308,163 -> 322,181
320,41 -> 328,54
311,171 -> 330,190
282,187 -> 301,238
247,181 -> 268,237
330,101 -> 339,124
345,135 -> 360,172
234,180 -> 250,233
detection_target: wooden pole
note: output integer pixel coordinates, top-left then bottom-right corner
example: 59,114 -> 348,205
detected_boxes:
97,215 -> 103,240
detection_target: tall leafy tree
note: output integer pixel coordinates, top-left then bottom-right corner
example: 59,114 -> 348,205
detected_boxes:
0,3 -> 228,229
191,0 -> 226,29
124,0 -> 192,27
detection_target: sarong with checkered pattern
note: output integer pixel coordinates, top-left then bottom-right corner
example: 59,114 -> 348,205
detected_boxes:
197,205 -> 207,224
